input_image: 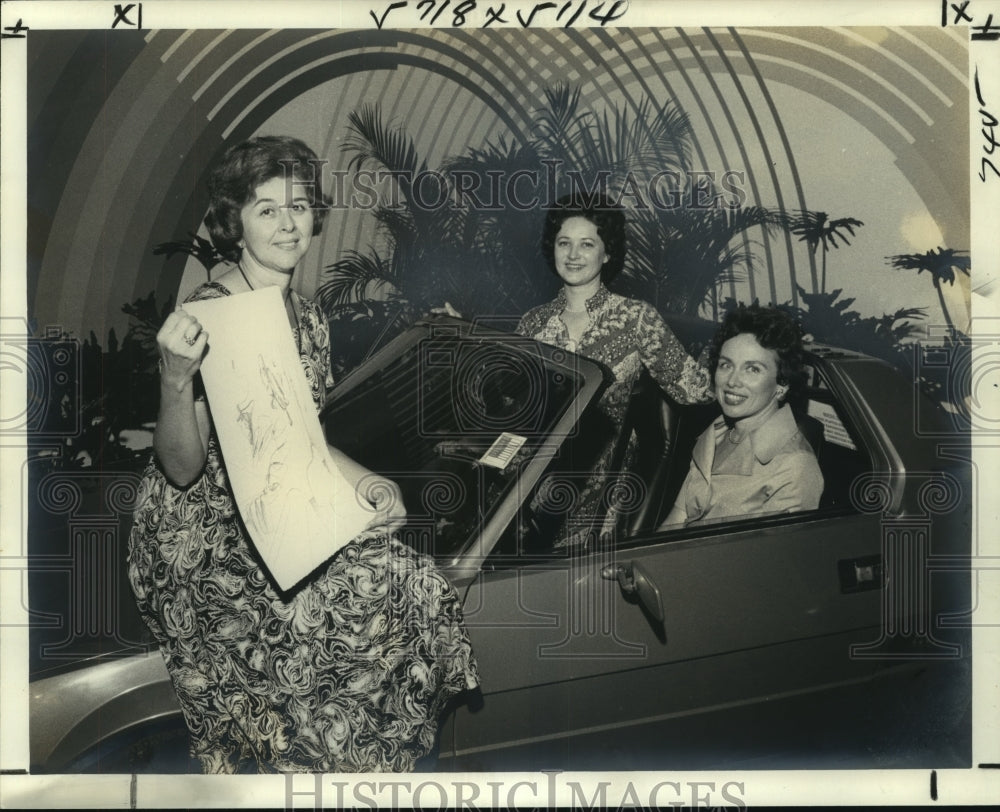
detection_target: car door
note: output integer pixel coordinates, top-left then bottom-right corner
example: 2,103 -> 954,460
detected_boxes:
449,513 -> 890,764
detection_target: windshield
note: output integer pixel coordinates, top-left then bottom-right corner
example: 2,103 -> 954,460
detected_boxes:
322,323 -> 597,562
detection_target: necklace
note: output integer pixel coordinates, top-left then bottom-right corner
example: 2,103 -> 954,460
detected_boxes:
238,264 -> 299,334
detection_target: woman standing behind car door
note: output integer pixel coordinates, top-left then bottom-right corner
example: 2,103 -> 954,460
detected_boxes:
440,194 -> 712,546
127,135 -> 478,774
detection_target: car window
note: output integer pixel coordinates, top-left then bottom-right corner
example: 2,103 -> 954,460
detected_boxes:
487,358 -> 873,565
638,360 -> 872,536
322,330 -> 591,561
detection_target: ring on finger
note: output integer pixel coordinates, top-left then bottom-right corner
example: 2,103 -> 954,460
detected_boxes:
184,333 -> 198,346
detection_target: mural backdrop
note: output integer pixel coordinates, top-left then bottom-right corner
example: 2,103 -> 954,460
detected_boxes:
28,26 -> 970,345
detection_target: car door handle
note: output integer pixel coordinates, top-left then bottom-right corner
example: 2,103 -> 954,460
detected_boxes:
601,561 -> 664,624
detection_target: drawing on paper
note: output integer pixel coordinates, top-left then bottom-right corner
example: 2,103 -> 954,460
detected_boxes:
184,287 -> 373,590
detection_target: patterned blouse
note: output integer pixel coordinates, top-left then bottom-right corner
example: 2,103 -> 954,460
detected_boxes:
517,284 -> 711,541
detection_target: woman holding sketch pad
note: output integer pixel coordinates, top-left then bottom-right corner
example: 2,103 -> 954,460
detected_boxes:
127,136 -> 478,774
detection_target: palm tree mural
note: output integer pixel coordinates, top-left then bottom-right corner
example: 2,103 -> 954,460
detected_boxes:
318,85 -> 697,319
788,210 -> 864,293
316,104 -> 505,373
120,290 -> 177,372
318,83 -> 785,360
887,247 -> 970,335
624,195 -> 786,320
768,286 -> 926,366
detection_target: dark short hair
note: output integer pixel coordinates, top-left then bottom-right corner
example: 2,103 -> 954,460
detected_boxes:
204,135 -> 331,263
709,304 -> 809,403
540,193 -> 627,283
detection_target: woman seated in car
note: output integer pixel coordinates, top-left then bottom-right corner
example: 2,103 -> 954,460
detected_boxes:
659,304 -> 823,527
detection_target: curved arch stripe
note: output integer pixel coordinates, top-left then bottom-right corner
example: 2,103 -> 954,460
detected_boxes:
894,28 -> 967,86
832,27 -> 953,108
648,29 -> 752,303
741,29 -> 934,127
160,29 -> 196,63
193,30 -> 279,101
730,29 -> 818,293
177,29 -> 234,84
27,26 -> 969,339
706,28 -> 800,306
679,28 -> 779,304
209,30 -> 344,121
748,53 -> 915,143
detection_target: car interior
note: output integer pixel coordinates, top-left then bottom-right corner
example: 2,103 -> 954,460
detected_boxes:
499,355 -> 874,560
621,359 -> 872,537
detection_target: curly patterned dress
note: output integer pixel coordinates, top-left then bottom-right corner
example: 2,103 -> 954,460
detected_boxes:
127,282 -> 479,774
517,284 -> 711,541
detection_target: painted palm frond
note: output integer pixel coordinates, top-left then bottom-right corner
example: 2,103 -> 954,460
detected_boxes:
342,104 -> 426,178
152,232 -> 226,279
626,203 -> 783,316
887,246 -> 970,334
531,83 -> 594,169
887,247 -> 970,285
786,210 -> 865,292
317,250 -> 400,312
443,133 -> 541,176
823,216 -> 864,249
120,291 -> 177,362
580,96 -> 692,180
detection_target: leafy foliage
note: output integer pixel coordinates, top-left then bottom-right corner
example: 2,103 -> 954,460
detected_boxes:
786,211 -> 864,293
35,293 -> 174,471
152,232 -> 226,279
721,286 -> 927,368
887,247 -> 970,335
887,247 -> 970,286
623,198 -> 786,318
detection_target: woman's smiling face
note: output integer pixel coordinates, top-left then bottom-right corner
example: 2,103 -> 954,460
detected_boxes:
239,175 -> 314,274
714,332 -> 787,425
553,216 -> 607,289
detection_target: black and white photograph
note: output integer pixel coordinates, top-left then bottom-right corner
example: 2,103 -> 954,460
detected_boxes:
1,0 -> 998,807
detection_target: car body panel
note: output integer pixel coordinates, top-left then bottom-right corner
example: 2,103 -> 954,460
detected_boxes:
30,652 -> 176,770
446,511 -> 889,757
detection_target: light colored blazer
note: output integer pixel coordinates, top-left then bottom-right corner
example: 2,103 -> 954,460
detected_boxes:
664,404 -> 824,526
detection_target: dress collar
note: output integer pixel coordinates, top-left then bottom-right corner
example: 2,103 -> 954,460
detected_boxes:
746,403 -> 800,464
694,403 -> 800,475
554,283 -> 611,315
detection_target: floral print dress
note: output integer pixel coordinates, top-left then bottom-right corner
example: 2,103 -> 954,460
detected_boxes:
517,284 -> 711,542
127,282 -> 478,774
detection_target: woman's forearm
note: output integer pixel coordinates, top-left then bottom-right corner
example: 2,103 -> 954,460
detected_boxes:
153,307 -> 211,487
154,380 -> 209,487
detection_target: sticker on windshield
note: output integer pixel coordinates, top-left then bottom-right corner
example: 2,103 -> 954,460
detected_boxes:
479,432 -> 528,469
807,400 -> 857,450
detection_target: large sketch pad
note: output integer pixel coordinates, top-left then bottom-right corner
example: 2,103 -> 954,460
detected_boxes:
184,287 -> 372,590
